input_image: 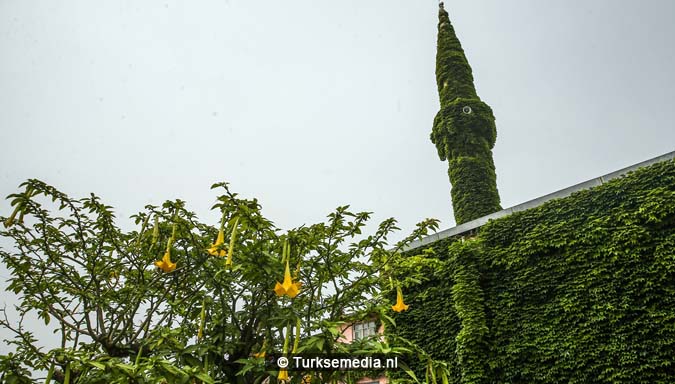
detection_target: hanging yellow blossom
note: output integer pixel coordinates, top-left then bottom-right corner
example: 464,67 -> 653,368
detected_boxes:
391,286 -> 409,312
208,215 -> 239,268
274,260 -> 302,298
155,225 -> 177,273
208,212 -> 228,257
155,249 -> 176,273
277,368 -> 289,382
4,187 -> 33,228
252,338 -> 267,358
207,230 -> 227,257
278,322 -> 292,383
3,206 -> 19,228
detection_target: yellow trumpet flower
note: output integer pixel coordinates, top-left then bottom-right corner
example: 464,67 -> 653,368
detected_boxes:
252,338 -> 267,358
208,215 -> 239,268
155,249 -> 177,273
391,286 -> 409,312
155,223 -> 177,273
278,322 -> 291,382
277,368 -> 289,382
274,260 -> 302,298
207,230 -> 227,257
208,212 -> 228,257
3,207 -> 18,228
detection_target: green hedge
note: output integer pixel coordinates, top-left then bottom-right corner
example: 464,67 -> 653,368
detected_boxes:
392,159 -> 675,383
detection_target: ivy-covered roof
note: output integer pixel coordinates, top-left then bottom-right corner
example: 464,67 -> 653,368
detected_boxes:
404,150 -> 675,252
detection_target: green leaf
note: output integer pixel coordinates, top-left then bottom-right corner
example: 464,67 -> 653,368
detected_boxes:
87,361 -> 106,370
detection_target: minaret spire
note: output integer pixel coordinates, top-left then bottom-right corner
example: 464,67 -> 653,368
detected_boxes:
430,3 -> 502,224
435,2 -> 477,104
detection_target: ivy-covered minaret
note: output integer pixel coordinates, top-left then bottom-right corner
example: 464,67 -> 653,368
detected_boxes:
430,2 -> 502,224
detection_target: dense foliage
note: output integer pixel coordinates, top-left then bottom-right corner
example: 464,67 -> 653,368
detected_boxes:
393,159 -> 675,383
0,179 -> 448,383
430,4 -> 501,224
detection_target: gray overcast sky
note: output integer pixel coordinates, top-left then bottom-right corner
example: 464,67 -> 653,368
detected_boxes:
1,0 -> 675,352
2,0 -> 675,232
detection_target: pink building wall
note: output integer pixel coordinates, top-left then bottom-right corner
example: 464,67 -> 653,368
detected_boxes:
338,321 -> 388,384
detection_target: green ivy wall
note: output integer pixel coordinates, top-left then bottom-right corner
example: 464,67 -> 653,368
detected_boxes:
392,159 -> 675,383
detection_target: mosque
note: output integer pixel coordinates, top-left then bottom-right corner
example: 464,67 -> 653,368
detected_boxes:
388,3 -> 675,383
